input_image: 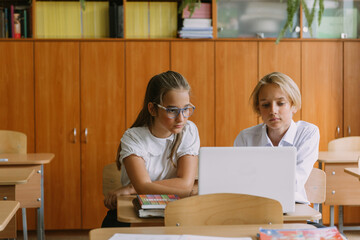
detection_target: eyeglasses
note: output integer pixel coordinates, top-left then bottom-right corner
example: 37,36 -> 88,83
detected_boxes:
155,103 -> 195,119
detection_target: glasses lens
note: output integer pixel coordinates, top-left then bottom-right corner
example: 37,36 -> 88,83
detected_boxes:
182,106 -> 194,118
166,108 -> 180,119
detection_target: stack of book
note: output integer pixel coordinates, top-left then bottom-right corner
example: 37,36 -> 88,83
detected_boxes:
132,194 -> 180,218
179,2 -> 213,39
0,5 -> 31,38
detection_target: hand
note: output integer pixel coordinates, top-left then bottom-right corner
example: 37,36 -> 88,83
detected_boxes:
190,181 -> 198,196
104,184 -> 136,210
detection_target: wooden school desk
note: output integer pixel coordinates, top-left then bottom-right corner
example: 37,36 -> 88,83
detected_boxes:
89,223 -> 315,240
117,195 -> 321,226
0,153 -> 54,240
0,201 -> 20,232
344,168 -> 360,181
318,151 -> 360,232
0,168 -> 35,238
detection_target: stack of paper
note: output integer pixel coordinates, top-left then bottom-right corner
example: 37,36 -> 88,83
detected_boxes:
179,3 -> 212,39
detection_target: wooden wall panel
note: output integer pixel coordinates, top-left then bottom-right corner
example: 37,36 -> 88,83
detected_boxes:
125,41 -> 170,128
80,42 -> 126,229
215,42 -> 258,146
35,41 -> 81,229
259,41 -> 301,121
171,41 -> 215,146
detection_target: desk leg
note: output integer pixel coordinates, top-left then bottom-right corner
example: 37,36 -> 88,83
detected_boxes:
22,208 -> 28,240
330,205 -> 335,227
338,205 -> 344,234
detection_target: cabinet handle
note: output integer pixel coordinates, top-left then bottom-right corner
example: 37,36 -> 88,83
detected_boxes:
73,128 -> 77,143
336,126 -> 340,138
84,128 -> 88,143
348,126 -> 351,136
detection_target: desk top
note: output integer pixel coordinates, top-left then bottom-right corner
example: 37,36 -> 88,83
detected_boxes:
89,224 -> 314,240
0,168 -> 35,185
0,153 -> 54,165
0,201 -> 20,231
344,168 -> 360,180
318,151 -> 360,163
117,196 -> 321,224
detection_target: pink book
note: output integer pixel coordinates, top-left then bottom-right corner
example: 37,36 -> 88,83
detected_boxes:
10,5 -> 14,38
182,3 -> 211,19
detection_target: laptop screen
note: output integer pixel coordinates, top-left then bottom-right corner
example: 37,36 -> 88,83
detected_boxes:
198,146 -> 296,213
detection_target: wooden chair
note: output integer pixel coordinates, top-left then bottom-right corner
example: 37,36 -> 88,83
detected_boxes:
164,193 -> 283,226
328,136 -> 360,152
0,130 -> 28,239
305,168 -> 326,223
102,162 -> 122,197
328,136 -> 360,232
0,130 -> 26,154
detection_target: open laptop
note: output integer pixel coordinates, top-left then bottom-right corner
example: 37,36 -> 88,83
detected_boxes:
198,147 -> 296,213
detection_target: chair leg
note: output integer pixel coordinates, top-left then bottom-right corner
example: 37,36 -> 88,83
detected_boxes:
22,208 -> 28,240
313,203 -> 319,223
330,205 -> 335,227
338,205 -> 344,234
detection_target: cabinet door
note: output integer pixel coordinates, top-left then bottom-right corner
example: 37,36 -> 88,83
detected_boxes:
35,42 -> 81,229
301,42 -> 343,151
259,41 -> 301,121
344,42 -> 360,136
215,42 -> 258,146
80,42 -> 126,228
125,41 -> 170,128
0,42 -> 37,229
171,41 -> 215,146
0,42 -> 35,152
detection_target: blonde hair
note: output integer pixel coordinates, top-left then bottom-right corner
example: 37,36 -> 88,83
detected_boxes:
250,72 -> 301,115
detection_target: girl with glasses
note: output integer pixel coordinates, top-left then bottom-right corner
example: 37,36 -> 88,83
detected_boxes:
234,72 -> 320,205
102,71 -> 200,227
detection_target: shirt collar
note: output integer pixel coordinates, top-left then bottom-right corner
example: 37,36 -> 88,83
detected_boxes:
280,120 -> 297,146
261,120 -> 297,146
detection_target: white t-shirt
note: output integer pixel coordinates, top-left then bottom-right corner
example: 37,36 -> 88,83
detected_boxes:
234,120 -> 320,203
119,120 -> 200,186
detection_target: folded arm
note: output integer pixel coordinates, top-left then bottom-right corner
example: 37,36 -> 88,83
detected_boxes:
123,154 -> 198,198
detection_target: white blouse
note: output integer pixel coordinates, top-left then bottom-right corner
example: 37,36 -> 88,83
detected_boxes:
119,120 -> 200,186
234,120 -> 320,203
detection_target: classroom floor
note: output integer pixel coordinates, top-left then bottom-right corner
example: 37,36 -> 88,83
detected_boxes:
15,229 -> 360,240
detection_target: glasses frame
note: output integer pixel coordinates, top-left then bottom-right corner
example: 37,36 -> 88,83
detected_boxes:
155,103 -> 195,119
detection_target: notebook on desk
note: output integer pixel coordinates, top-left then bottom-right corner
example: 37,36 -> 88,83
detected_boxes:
198,147 -> 296,213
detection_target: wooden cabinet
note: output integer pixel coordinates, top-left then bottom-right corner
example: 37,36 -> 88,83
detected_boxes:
80,42 -> 126,228
35,41 -> 126,229
35,41 -> 81,229
258,41 -> 301,121
0,42 -> 35,152
125,41 -> 170,128
344,42 -> 360,137
171,41 -> 215,146
215,42 -> 258,146
301,42 -> 343,151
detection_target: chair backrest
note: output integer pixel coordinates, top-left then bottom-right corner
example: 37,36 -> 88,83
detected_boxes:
328,136 -> 360,151
164,193 -> 283,226
102,162 -> 122,196
305,168 -> 326,204
0,130 -> 27,154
